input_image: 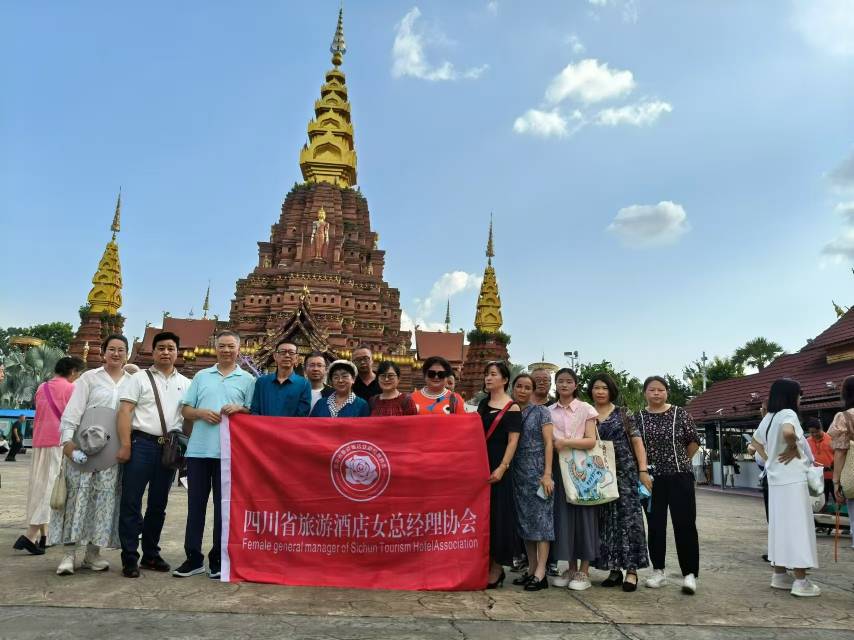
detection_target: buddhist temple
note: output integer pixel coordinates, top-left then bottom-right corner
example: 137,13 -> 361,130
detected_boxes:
458,217 -> 510,400
131,8 -> 416,387
69,191 -> 126,369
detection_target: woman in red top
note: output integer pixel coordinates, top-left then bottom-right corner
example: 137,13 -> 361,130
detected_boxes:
369,361 -> 417,417
13,356 -> 84,556
411,356 -> 466,415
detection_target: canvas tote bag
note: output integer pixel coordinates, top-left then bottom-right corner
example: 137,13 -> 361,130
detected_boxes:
558,422 -> 619,506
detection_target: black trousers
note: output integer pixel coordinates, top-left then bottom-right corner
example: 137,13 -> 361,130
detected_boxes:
184,457 -> 221,570
644,472 -> 699,577
4,440 -> 21,461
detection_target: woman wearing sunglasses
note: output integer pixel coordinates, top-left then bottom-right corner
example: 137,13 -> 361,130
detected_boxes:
369,361 -> 417,416
411,356 -> 466,415
309,360 -> 370,417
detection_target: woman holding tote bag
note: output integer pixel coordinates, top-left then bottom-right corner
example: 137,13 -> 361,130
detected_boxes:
548,368 -> 600,592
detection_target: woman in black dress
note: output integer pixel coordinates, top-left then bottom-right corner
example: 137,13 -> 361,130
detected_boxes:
477,361 -> 522,589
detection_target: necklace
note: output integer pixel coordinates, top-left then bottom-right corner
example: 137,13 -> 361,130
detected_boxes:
420,387 -> 446,400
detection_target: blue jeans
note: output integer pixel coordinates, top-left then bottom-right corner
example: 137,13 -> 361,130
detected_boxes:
119,435 -> 175,567
184,457 -> 221,570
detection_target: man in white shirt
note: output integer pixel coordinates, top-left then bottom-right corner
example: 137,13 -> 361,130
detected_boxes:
305,351 -> 333,411
116,331 -> 190,578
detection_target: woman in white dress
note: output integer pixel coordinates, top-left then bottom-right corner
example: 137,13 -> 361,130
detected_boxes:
49,334 -> 131,576
751,378 -> 820,597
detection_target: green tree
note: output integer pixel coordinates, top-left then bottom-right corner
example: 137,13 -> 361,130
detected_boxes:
3,322 -> 75,353
684,356 -> 744,393
576,360 -> 645,412
0,344 -> 64,408
732,337 -> 784,371
664,373 -> 694,407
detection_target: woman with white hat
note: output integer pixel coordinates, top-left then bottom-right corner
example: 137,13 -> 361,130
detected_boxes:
49,334 -> 132,576
309,360 -> 370,418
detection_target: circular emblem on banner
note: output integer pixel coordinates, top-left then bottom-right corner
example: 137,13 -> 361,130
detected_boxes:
330,440 -> 391,502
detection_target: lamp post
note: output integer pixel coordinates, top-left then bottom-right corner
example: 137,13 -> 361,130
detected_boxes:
563,350 -> 579,369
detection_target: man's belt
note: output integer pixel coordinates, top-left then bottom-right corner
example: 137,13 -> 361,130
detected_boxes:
132,430 -> 166,445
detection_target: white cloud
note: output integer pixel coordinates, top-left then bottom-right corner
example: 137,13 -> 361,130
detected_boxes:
566,34 -> 585,54
829,150 -> 854,191
392,7 -> 488,81
792,0 -> 854,57
607,201 -> 690,246
486,1 -> 499,15
513,109 -> 572,138
596,99 -> 672,126
835,201 -> 854,224
545,59 -> 635,105
403,271 -> 482,332
822,230 -> 854,262
586,0 -> 639,23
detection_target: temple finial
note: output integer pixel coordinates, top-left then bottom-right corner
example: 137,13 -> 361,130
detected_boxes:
330,3 -> 346,67
486,213 -> 495,264
445,298 -> 451,333
202,281 -> 211,319
111,187 -> 121,238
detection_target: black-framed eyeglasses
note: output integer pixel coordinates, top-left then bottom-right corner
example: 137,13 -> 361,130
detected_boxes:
275,349 -> 297,356
379,373 -> 398,381
426,370 -> 448,379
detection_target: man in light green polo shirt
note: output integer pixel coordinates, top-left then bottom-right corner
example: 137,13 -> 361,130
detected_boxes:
173,330 -> 255,579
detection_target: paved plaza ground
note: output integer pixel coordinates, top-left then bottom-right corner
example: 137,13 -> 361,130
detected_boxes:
0,456 -> 852,639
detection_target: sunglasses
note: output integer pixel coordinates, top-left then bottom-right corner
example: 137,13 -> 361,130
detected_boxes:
425,370 -> 448,379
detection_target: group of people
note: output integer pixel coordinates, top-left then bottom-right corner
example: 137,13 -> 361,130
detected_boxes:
9,329 -> 852,599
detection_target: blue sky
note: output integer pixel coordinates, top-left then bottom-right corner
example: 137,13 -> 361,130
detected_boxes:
2,1 -> 854,380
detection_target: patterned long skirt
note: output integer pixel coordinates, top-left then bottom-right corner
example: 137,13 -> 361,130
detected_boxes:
48,463 -> 121,548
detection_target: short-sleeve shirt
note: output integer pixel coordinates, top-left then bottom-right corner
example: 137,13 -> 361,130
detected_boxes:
411,389 -> 466,415
250,371 -> 311,417
548,398 -> 597,440
634,405 -> 699,475
828,409 -> 854,451
32,377 -> 76,447
353,375 -> 381,402
120,368 -> 191,436
182,365 -> 256,459
753,409 -> 808,486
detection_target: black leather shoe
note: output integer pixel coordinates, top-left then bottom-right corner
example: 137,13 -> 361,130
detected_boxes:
486,569 -> 505,589
512,573 -> 533,586
622,572 -> 638,592
524,576 -> 549,591
122,564 -> 140,578
38,536 -> 47,549
12,535 -> 45,556
601,571 -> 623,587
140,556 -> 171,572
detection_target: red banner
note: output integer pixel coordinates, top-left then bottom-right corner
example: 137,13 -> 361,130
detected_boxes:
221,413 -> 490,590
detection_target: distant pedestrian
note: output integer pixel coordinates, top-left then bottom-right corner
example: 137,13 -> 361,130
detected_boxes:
829,375 -> 854,550
13,357 -> 84,556
805,417 -> 834,505
752,378 -> 820,597
721,441 -> 736,488
4,414 -> 25,461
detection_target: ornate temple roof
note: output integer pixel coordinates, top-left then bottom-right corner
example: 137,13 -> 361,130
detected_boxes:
474,215 -> 503,333
86,190 -> 123,315
299,7 -> 357,188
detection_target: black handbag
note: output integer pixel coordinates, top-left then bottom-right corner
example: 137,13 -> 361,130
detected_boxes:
146,370 -> 187,470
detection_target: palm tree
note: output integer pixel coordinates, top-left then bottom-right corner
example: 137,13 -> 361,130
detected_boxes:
0,344 -> 65,408
733,338 -> 784,371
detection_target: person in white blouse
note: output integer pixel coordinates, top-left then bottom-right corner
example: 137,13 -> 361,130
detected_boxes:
49,334 -> 132,576
751,378 -> 820,597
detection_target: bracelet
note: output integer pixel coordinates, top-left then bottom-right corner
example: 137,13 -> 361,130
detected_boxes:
638,469 -> 649,473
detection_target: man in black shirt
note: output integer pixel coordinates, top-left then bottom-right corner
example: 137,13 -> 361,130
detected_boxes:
351,344 -> 380,401
5,415 -> 25,461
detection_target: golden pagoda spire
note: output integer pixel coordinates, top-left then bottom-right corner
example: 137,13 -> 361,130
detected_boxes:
474,215 -> 503,333
445,299 -> 451,333
202,282 -> 210,319
299,5 -> 357,187
86,190 -> 123,315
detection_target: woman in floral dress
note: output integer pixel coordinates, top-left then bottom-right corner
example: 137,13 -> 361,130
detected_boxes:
588,373 -> 650,591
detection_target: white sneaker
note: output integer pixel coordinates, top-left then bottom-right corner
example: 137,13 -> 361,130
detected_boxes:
681,573 -> 697,594
568,572 -> 591,591
771,572 -> 794,590
81,544 -> 109,571
56,554 -> 75,576
645,569 -> 667,588
551,570 -> 570,588
791,579 -> 821,597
